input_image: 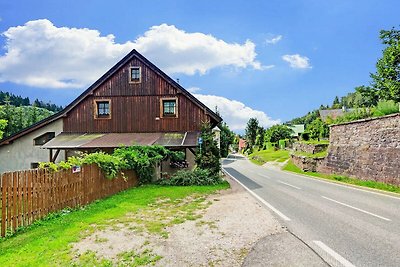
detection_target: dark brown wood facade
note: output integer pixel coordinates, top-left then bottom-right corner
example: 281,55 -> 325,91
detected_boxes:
63,57 -> 213,133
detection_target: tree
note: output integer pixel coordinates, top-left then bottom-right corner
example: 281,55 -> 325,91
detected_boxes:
195,122 -> 221,176
0,119 -> 7,139
359,27 -> 400,104
219,122 -> 235,157
255,126 -> 265,148
286,109 -> 320,128
264,124 -> 293,143
332,96 -> 341,109
306,118 -> 329,140
245,118 -> 259,148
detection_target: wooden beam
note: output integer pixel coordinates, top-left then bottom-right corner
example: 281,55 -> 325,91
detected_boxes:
51,149 -> 61,163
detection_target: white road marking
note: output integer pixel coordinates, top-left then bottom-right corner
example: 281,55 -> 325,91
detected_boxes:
223,168 -> 291,221
321,196 -> 391,221
278,180 -> 301,190
257,173 -> 271,179
313,240 -> 356,267
282,170 -> 400,201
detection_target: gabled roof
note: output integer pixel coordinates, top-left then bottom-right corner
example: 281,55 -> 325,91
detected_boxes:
0,49 -> 222,146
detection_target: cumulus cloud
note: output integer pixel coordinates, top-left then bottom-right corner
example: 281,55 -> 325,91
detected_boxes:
282,54 -> 312,69
194,94 -> 280,131
134,24 -> 265,75
0,19 -> 134,88
0,20 -> 266,88
266,35 -> 282,44
187,87 -> 202,93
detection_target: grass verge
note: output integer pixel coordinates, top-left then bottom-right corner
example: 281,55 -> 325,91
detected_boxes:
249,149 -> 290,165
0,183 -> 229,266
283,160 -> 400,194
293,150 -> 328,158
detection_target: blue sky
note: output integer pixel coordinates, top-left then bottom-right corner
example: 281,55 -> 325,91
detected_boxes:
0,0 -> 399,131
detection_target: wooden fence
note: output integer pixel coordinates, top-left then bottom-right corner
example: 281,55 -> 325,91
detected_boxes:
0,164 -> 138,237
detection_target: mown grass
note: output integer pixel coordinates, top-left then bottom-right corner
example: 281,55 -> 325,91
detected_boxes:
298,140 -> 330,145
293,150 -> 328,158
0,183 -> 229,267
283,160 -> 400,194
249,149 -> 290,165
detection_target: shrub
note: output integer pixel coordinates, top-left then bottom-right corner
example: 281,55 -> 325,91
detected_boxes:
195,123 -> 221,176
373,100 -> 399,116
278,139 -> 286,149
162,168 -> 223,186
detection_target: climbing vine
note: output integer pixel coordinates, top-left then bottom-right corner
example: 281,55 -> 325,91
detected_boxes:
39,145 -> 181,183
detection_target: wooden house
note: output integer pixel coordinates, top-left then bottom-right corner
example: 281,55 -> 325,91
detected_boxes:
0,49 -> 221,173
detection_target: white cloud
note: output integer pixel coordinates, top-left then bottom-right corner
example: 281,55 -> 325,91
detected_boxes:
134,24 -> 266,75
0,20 -> 267,88
0,19 -> 135,88
187,87 -> 202,93
282,54 -> 312,69
194,94 -> 280,131
266,35 -> 282,44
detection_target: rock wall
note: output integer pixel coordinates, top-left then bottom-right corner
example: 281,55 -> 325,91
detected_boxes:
291,154 -> 325,172
321,114 -> 400,186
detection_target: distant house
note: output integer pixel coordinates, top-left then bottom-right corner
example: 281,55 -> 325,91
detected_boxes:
288,124 -> 305,139
0,49 -> 221,174
238,139 -> 246,151
319,107 -> 355,122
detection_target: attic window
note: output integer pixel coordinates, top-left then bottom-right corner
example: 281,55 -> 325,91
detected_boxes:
34,132 -> 55,146
129,66 -> 141,83
161,98 -> 178,118
94,99 -> 111,119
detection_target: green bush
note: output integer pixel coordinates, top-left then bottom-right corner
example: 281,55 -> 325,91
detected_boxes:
301,132 -> 310,141
195,122 -> 221,176
278,139 -> 286,149
169,150 -> 186,162
40,145 -> 171,183
161,168 -> 223,186
373,100 -> 399,116
265,142 -> 277,150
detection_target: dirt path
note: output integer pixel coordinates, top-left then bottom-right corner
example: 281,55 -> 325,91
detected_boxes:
73,177 -> 285,266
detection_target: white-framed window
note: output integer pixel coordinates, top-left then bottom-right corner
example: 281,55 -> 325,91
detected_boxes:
129,66 -> 141,83
160,98 -> 178,118
94,99 -> 111,119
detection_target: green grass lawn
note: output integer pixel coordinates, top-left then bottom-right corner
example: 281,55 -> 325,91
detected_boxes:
298,140 -> 330,145
293,150 -> 328,158
0,183 -> 229,267
249,149 -> 290,165
283,160 -> 400,194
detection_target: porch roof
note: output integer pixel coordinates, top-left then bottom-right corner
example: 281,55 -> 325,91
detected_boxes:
41,132 -> 200,149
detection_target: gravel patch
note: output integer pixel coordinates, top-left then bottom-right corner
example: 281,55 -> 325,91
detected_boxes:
73,176 -> 284,266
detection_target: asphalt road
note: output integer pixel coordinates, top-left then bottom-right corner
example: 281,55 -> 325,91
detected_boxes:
222,154 -> 400,267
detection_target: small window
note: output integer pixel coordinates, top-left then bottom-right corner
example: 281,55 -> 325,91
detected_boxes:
129,66 -> 141,83
94,100 -> 111,119
161,98 -> 178,117
34,132 -> 55,146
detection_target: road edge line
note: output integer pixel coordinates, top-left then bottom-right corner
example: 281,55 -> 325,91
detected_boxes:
313,240 -> 356,267
223,167 -> 291,221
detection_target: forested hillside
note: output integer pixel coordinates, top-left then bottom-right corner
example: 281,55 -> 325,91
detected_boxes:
0,91 -> 63,139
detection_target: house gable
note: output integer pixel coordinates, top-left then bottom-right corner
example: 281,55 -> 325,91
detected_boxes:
0,50 -> 221,145
63,53 -> 216,133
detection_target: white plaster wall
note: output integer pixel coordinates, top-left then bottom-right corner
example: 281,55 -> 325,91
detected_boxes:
0,119 -> 64,174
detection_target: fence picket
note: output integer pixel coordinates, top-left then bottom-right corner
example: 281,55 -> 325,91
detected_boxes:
0,165 -> 138,237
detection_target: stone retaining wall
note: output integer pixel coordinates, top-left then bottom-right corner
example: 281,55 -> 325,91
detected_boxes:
320,113 -> 400,186
290,154 -> 325,172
